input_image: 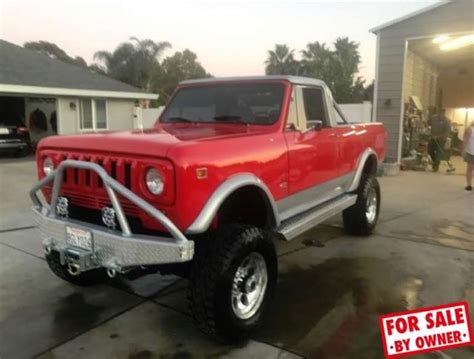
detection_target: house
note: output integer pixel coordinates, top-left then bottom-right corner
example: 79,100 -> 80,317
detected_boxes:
0,39 -> 157,144
370,0 -> 474,169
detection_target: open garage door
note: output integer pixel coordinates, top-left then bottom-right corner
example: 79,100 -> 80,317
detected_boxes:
401,33 -> 474,167
0,96 -> 30,156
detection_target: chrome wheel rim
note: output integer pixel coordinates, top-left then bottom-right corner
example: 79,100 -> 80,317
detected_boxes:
231,252 -> 268,320
366,187 -> 378,224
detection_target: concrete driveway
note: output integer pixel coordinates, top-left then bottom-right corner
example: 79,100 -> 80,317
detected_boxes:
0,156 -> 473,359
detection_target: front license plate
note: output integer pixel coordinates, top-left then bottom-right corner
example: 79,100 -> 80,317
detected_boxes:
66,226 -> 93,251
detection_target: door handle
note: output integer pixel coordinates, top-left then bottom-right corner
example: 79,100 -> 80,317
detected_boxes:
328,133 -> 337,138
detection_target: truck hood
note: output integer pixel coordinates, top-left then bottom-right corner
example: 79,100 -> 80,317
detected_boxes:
38,124 -> 269,158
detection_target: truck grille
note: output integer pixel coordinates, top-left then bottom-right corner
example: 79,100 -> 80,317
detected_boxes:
59,153 -> 133,190
54,152 -> 140,216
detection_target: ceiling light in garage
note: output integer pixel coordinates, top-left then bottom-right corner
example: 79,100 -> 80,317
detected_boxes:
432,35 -> 450,44
440,34 -> 474,51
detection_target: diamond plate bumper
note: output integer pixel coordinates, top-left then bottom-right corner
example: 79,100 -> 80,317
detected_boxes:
30,160 -> 194,273
33,207 -> 194,269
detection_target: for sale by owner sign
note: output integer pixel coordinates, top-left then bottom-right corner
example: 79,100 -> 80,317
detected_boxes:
379,302 -> 473,358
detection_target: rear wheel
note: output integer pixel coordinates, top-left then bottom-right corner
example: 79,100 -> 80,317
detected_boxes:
189,224 -> 277,343
343,174 -> 380,235
46,251 -> 108,286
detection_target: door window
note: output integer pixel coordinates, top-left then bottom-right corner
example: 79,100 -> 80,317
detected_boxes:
334,105 -> 349,125
301,87 -> 329,128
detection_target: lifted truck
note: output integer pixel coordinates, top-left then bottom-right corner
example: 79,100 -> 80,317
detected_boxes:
31,76 -> 386,342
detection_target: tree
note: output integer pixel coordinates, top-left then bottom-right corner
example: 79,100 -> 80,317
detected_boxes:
153,49 -> 210,105
331,37 -> 362,103
93,37 -> 171,91
266,37 -> 369,103
300,41 -> 335,86
265,44 -> 298,75
24,41 -> 87,67
350,77 -> 367,103
363,81 -> 375,102
92,38 -> 211,106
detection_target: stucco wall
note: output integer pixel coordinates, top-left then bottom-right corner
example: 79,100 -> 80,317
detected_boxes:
374,0 -> 474,163
57,97 -> 78,135
106,99 -> 135,131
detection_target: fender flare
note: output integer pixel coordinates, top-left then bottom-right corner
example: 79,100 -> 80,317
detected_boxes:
186,173 -> 280,234
347,148 -> 378,192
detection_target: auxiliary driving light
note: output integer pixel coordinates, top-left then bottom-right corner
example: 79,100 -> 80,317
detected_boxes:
56,196 -> 69,217
102,206 -> 117,230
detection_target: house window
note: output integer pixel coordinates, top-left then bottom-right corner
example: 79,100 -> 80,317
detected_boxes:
80,99 -> 108,130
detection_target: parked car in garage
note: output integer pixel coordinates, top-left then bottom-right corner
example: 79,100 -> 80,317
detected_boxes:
0,121 -> 31,157
31,76 -> 386,342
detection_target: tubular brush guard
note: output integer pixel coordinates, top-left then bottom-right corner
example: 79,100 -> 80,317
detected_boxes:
30,160 -> 194,275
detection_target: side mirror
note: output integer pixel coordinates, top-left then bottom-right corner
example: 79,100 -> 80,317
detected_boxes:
307,120 -> 323,132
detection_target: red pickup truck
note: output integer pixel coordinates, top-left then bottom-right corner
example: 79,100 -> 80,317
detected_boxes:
31,76 -> 386,341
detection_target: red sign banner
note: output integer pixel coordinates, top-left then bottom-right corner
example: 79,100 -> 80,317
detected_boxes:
379,302 -> 474,358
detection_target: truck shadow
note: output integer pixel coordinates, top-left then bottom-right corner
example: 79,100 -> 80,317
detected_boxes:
254,257 -> 424,359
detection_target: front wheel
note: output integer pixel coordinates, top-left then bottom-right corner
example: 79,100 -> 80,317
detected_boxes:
189,224 -> 277,343
343,174 -> 381,235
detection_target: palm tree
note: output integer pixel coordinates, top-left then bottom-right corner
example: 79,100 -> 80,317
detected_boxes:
265,44 -> 298,75
333,37 -> 361,76
300,41 -> 333,81
93,37 -> 171,91
332,37 -> 361,103
301,42 -> 330,63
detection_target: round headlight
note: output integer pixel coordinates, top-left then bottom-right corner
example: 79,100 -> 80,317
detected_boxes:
43,157 -> 54,176
145,168 -> 164,195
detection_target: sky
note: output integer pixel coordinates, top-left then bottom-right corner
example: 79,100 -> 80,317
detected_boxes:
1,0 -> 438,83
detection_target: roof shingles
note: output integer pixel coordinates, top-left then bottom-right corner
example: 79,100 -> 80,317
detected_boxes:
0,40 -> 148,94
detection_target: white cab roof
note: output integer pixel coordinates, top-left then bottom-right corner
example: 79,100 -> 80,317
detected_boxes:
180,75 -> 328,88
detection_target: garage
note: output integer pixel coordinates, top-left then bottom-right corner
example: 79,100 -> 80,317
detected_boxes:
401,34 -> 474,162
371,0 -> 474,171
0,96 -> 58,154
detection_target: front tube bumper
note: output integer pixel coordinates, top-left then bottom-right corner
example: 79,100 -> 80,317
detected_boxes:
30,160 -> 194,273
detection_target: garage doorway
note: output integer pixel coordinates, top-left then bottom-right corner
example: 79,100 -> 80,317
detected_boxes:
25,97 -> 58,146
0,95 -> 58,151
401,33 -> 474,164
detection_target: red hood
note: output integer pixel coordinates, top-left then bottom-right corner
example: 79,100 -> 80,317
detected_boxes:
38,124 -> 270,158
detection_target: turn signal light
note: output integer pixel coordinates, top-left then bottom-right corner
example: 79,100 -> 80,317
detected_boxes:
196,167 -> 208,180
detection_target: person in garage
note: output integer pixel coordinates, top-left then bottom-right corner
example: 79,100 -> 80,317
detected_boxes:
463,121 -> 474,191
428,108 -> 451,172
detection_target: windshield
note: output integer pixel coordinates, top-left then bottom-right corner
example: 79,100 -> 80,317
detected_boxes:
160,83 -> 285,125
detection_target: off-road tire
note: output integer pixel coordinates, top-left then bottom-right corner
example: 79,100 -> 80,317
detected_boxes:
189,224 -> 277,343
46,251 -> 108,286
343,174 -> 380,235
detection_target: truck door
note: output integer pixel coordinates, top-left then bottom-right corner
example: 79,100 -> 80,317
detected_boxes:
281,85 -> 341,217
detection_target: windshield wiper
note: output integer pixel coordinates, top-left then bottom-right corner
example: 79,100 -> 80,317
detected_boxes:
213,115 -> 246,123
165,117 -> 195,123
